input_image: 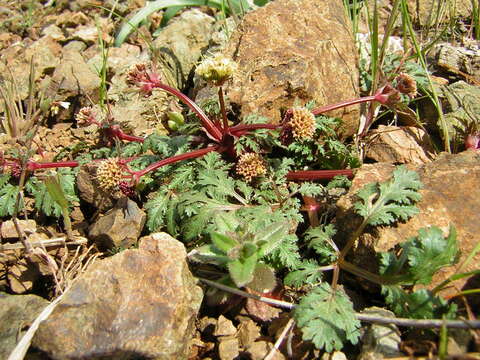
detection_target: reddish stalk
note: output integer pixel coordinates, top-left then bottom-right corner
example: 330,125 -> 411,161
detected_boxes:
153,83 -> 223,142
286,169 -> 354,181
311,95 -> 376,116
131,145 -> 223,182
107,125 -> 145,143
26,160 -> 79,171
228,123 -> 281,137
218,87 -> 229,131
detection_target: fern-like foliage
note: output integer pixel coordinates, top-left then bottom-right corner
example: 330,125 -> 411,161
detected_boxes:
25,169 -> 79,218
294,283 -> 361,352
378,226 -> 459,319
354,165 -> 422,226
0,174 -> 21,217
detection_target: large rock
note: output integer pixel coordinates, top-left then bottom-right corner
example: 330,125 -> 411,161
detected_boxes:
0,293 -> 49,359
33,232 -> 203,359
336,151 -> 480,298
223,0 -> 360,136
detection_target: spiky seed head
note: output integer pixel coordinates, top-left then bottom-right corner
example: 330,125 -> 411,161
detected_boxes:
289,107 -> 316,140
236,153 -> 267,182
126,62 -> 148,84
96,158 -> 123,191
75,106 -> 96,126
396,73 -> 417,98
195,54 -> 237,85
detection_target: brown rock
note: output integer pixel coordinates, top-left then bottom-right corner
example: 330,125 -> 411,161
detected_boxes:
246,341 -> 285,360
1,219 -> 37,239
7,258 -> 41,294
365,125 -> 434,164
237,318 -> 261,349
88,198 -> 146,250
218,337 -> 240,360
223,0 -> 359,136
33,232 -> 203,359
336,151 -> 480,298
214,315 -> 237,337
0,293 -> 50,359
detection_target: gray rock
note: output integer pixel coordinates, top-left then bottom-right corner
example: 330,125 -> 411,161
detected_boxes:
223,0 -> 360,136
51,47 -> 100,100
88,198 -> 146,250
33,232 -> 203,359
152,9 -> 216,90
433,42 -> 480,82
336,151 -> 480,300
358,307 -> 402,360
0,292 -> 49,359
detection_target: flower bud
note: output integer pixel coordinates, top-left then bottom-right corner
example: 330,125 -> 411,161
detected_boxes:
236,153 -> 267,182
96,158 -> 123,191
195,54 -> 237,86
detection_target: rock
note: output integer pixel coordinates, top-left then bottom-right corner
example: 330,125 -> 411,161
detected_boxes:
336,151 -> 480,298
41,24 -> 66,42
7,258 -> 41,294
152,9 -> 216,89
237,318 -> 261,349
432,42 -> 480,83
1,219 -> 37,239
0,35 -> 62,99
365,125 -> 434,164
214,315 -> 237,337
218,337 -> 240,360
360,0 -> 472,30
33,232 -> 203,359
358,307 -> 402,360
222,0 -> 359,136
245,289 -> 282,322
321,351 -> 347,360
245,341 -> 285,360
0,293 -> 49,359
51,46 -> 100,100
88,198 -> 146,250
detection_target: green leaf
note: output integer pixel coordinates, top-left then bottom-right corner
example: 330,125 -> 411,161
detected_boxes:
407,226 -> 458,285
354,166 -> 422,226
189,244 -> 230,266
305,224 -> 338,262
382,285 -> 457,319
228,252 -> 258,287
0,183 -> 20,217
255,221 -> 289,257
294,283 -> 361,352
379,226 -> 459,286
284,260 -> 324,287
211,232 -> 238,254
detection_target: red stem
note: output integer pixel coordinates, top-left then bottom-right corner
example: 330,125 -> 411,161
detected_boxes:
26,160 -> 79,171
132,145 -> 223,181
311,95 -> 376,116
153,83 -> 223,142
108,126 -> 145,143
228,123 -> 282,137
286,169 -> 354,181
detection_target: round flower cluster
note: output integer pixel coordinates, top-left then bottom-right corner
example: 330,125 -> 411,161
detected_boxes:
96,158 -> 123,191
288,107 -> 316,140
75,106 -> 96,126
236,153 -> 267,182
195,54 -> 238,85
395,73 -> 417,98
